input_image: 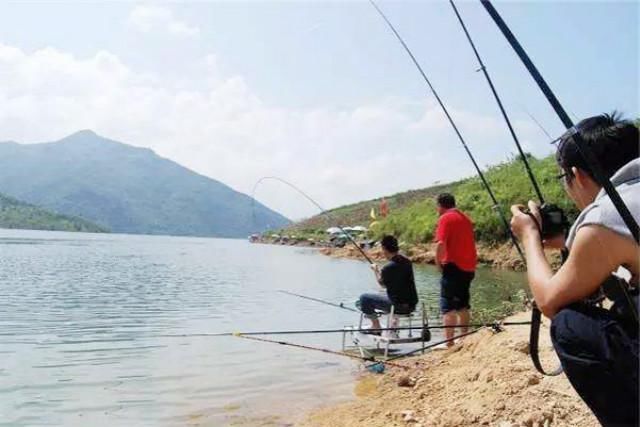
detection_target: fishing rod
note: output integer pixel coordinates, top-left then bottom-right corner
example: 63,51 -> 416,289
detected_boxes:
480,0 -> 640,245
239,328 -> 494,373
449,0 -> 542,203
368,0 -> 524,260
278,290 -> 359,313
450,0 -> 562,376
252,176 -> 374,264
234,334 -> 410,371
480,0 -> 639,377
159,320 -> 532,338
449,0 -> 569,240
369,325 -> 486,369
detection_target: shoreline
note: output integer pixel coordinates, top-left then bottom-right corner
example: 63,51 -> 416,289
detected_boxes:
256,240 -> 562,271
296,311 -> 597,427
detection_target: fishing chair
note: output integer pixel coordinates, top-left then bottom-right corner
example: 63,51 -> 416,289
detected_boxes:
372,304 -> 425,359
344,303 -> 428,360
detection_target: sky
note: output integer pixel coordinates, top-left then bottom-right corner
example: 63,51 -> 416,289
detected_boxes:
0,0 -> 637,219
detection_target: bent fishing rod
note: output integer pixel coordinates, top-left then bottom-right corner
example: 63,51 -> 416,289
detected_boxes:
480,0 -> 639,246
368,0 -> 524,261
252,176 -> 374,264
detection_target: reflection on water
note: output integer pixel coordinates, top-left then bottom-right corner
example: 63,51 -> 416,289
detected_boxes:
0,229 -> 525,426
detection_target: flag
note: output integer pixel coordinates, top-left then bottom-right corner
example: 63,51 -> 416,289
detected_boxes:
380,198 -> 389,217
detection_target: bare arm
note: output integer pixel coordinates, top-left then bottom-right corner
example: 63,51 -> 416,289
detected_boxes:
511,202 -> 637,318
371,264 -> 385,288
435,241 -> 445,271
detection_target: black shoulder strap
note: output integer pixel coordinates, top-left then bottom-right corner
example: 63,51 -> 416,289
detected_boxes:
529,246 -> 569,376
529,304 -> 563,376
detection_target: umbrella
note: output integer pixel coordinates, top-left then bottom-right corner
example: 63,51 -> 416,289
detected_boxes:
325,227 -> 342,234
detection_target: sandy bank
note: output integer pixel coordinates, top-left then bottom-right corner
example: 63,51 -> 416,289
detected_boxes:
297,311 -> 596,427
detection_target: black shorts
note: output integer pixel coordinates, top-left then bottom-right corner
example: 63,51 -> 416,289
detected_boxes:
440,263 -> 475,314
551,299 -> 639,426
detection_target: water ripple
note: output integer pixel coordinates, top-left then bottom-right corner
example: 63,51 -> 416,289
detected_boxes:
0,228 -> 526,427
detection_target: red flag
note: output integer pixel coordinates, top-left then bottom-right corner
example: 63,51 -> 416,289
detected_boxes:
380,198 -> 389,218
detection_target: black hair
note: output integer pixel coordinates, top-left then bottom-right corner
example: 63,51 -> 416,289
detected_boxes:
380,235 -> 399,253
555,112 -> 639,183
436,193 -> 456,209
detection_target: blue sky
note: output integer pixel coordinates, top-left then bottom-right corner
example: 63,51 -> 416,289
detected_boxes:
0,1 -> 637,218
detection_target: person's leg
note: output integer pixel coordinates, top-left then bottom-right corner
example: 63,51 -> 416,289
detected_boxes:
440,265 -> 459,346
551,304 -> 639,427
358,293 -> 391,330
458,309 -> 470,334
443,308 -> 457,346
457,276 -> 473,334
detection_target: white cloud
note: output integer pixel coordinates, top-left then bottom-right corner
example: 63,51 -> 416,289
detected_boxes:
127,5 -> 200,38
0,43 -> 550,219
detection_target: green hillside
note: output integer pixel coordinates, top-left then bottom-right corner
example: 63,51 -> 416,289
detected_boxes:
0,193 -> 108,233
288,154 -> 579,244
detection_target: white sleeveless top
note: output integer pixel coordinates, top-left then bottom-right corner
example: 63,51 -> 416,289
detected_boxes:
566,158 -> 640,249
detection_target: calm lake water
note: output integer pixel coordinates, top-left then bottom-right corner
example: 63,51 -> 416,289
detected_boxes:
0,229 -> 526,426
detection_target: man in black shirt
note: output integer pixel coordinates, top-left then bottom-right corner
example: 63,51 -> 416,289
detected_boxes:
357,235 -> 419,332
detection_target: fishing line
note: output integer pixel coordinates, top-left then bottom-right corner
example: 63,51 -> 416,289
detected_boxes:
519,106 -> 554,141
368,0 -> 525,261
251,176 -> 374,264
449,0 -> 544,204
278,290 -> 359,313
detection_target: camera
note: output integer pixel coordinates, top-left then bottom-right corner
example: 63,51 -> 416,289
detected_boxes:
539,203 -> 569,239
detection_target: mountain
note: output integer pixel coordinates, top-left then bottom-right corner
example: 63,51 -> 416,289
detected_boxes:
0,130 -> 289,237
0,192 -> 107,232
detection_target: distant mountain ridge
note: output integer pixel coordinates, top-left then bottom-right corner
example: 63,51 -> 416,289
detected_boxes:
0,131 -> 289,237
0,192 -> 107,232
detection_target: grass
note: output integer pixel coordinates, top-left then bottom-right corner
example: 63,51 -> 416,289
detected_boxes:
281,154 -> 579,245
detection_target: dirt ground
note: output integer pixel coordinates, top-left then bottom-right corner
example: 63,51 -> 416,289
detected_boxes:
297,311 -> 597,427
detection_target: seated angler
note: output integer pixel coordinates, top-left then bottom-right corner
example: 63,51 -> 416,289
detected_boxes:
510,113 -> 639,427
357,235 -> 419,333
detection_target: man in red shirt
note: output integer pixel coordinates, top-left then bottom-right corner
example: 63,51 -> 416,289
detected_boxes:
434,193 -> 477,346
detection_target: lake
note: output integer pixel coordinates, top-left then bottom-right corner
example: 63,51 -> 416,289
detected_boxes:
0,229 -> 526,426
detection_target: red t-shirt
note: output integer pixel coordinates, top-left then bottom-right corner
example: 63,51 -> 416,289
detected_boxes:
435,209 -> 477,272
